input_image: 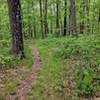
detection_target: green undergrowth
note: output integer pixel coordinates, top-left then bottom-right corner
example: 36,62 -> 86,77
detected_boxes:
29,37 -> 67,100
0,32 -> 34,100
0,33 -> 13,67
19,40 -> 33,69
0,32 -> 33,69
56,34 -> 100,97
29,34 -> 100,99
0,32 -> 33,99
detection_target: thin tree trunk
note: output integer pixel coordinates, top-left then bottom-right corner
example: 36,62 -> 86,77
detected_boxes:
59,2 -> 63,35
70,0 -> 77,36
98,9 -> 100,33
31,1 -> 36,38
68,7 -> 71,35
86,0 -> 90,34
63,0 -> 67,36
50,6 -> 53,34
56,0 -> 60,36
80,0 -> 85,34
44,0 -> 48,36
39,0 -> 44,38
91,0 -> 96,34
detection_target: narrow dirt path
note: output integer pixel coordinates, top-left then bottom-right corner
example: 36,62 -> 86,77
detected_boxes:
8,41 -> 42,100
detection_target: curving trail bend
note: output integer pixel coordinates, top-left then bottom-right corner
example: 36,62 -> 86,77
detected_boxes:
8,41 -> 42,100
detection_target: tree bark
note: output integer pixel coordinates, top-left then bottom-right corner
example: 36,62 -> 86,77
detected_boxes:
44,0 -> 48,35
70,0 -> 77,36
80,0 -> 85,34
7,0 -> 24,58
39,0 -> 45,38
86,0 -> 90,33
63,0 -> 67,36
56,0 -> 60,36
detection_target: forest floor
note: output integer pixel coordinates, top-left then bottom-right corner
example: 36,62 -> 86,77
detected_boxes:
7,41 -> 42,100
27,38 -> 77,100
28,35 -> 100,100
0,40 -> 33,100
0,35 -> 100,100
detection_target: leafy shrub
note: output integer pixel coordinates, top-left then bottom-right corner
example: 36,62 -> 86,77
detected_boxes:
75,62 -> 97,96
0,54 -> 15,66
56,34 -> 100,97
0,39 -> 10,47
0,33 -> 15,67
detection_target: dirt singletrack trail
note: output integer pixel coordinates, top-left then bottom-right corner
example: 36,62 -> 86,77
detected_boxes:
8,41 -> 42,100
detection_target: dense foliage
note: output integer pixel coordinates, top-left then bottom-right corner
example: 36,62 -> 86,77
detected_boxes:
56,34 -> 100,96
29,34 -> 100,99
0,0 -> 100,99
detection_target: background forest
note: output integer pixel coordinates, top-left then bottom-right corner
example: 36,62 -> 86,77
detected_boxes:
0,0 -> 100,100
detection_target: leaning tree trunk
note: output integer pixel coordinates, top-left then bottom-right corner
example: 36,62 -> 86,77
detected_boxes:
7,0 -> 24,58
70,0 -> 77,36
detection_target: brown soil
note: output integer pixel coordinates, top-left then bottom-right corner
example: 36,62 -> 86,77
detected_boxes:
8,41 -> 42,100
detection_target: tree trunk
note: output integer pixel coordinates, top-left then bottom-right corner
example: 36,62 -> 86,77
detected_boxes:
68,7 -> 71,35
44,0 -> 48,36
86,0 -> 90,34
56,0 -> 60,36
70,0 -> 77,36
7,0 -> 24,58
39,0 -> 44,38
98,12 -> 100,23
80,0 -> 85,34
31,1 -> 36,38
63,0 -> 67,36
